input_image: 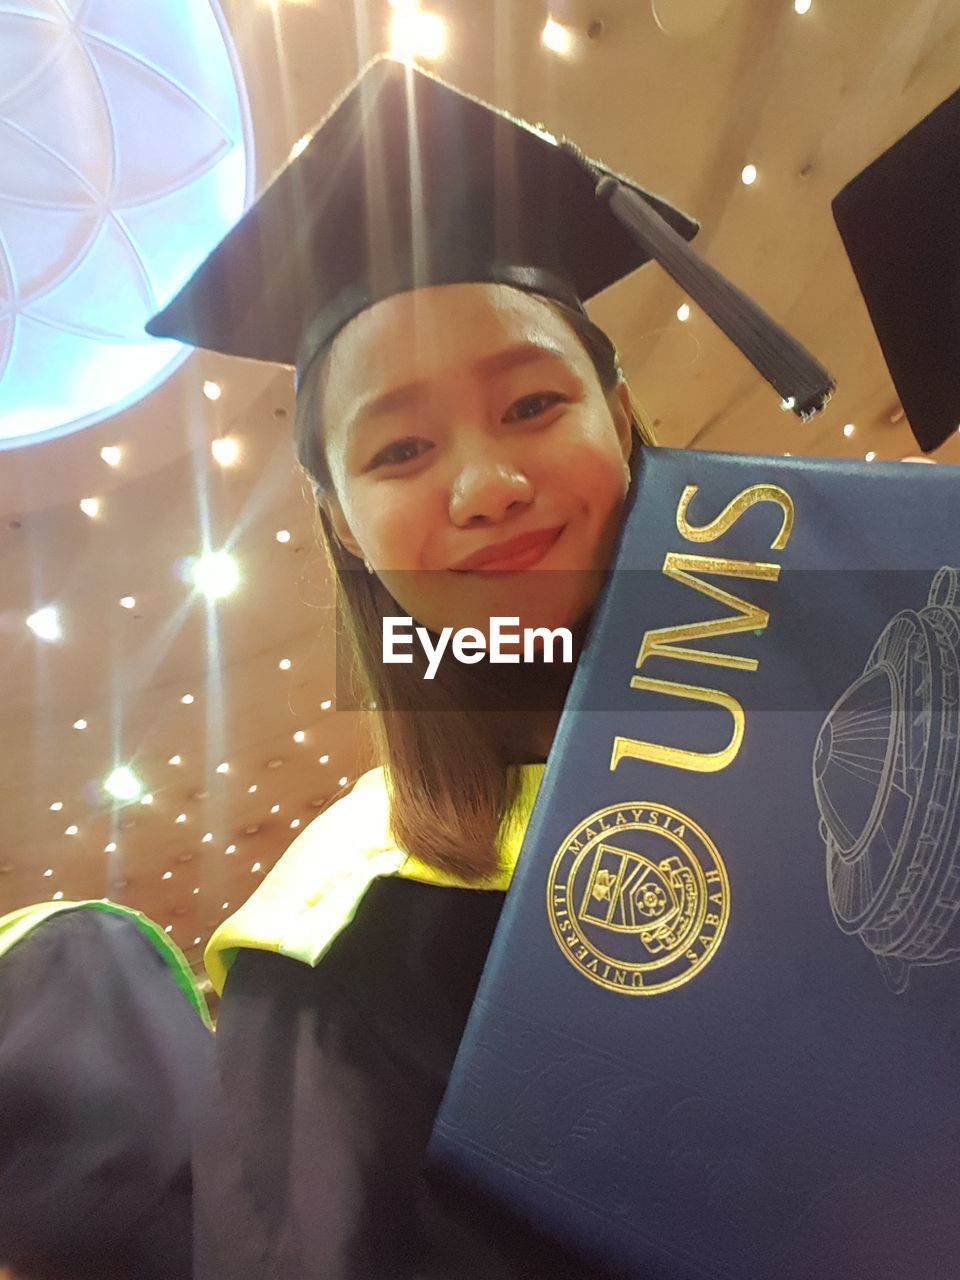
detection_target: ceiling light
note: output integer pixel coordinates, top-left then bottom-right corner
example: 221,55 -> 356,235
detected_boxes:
541,16 -> 574,55
676,304 -> 691,322
270,804 -> 280,814
103,766 -> 142,801
194,936 -> 202,945
290,818 -> 300,829
225,844 -> 236,854
65,824 -> 79,835
79,497 -> 101,518
865,451 -> 876,461
318,754 -> 329,764
168,754 -> 182,765
222,902 -> 230,910
338,776 -> 348,786
211,436 -> 240,466
202,380 -> 222,401
389,5 -> 447,60
289,133 -> 311,160
202,832 -> 213,843
252,861 -> 262,872
119,596 -> 136,609
191,549 -> 240,599
104,842 -> 117,853
49,801 -> 63,811
73,718 -> 87,730
278,658 -> 291,670
216,761 -> 230,773
193,887 -> 200,895
26,607 -> 62,642
293,730 -> 305,743
52,890 -> 64,901
176,813 -> 187,823
266,758 -> 284,770
162,871 -> 172,880
43,868 -> 53,877
165,925 -> 173,934
181,693 -> 194,705
741,164 -> 758,185
100,445 -> 122,467
320,699 -> 332,710
140,793 -> 154,805
794,0 -> 811,12
842,423 -> 856,438
247,784 -> 257,793
275,529 -> 291,543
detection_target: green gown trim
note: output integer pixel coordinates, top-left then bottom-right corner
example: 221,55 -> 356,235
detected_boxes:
0,900 -> 213,1029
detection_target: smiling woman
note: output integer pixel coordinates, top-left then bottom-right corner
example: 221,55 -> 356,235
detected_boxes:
295,280 -> 648,877
145,53 -> 799,1280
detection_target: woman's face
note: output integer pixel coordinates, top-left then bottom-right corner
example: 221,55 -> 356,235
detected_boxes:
319,282 -> 634,639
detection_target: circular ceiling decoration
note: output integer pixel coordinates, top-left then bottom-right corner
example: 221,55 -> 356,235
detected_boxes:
0,0 -> 253,449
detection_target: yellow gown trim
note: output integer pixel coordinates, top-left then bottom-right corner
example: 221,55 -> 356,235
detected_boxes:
204,763 -> 544,996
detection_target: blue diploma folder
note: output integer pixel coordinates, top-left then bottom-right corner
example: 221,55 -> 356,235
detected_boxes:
430,447 -> 960,1280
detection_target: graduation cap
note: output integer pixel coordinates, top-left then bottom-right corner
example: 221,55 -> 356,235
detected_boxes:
833,88 -> 960,453
147,56 -> 834,420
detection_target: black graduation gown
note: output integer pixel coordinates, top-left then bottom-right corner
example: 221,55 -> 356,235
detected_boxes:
0,908 -> 214,1280
195,877 -> 613,1279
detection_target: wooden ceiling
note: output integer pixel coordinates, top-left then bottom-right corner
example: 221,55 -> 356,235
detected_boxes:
2,0 -> 957,978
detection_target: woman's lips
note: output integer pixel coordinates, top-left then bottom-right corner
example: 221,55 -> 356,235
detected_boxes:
463,526 -> 564,575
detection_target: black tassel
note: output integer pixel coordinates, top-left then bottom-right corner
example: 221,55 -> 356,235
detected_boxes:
561,142 -> 836,422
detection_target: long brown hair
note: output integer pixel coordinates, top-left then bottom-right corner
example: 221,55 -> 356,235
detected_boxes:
294,294 -> 654,880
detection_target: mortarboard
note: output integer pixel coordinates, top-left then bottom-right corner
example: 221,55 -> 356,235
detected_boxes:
833,88 -> 960,453
147,56 -> 834,420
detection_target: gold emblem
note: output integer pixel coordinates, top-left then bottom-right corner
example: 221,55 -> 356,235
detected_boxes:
546,802 -> 729,995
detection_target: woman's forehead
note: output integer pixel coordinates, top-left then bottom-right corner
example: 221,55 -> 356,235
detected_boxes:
323,282 -> 583,402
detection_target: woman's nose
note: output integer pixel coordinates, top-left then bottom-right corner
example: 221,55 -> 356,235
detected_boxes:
448,461 -> 534,527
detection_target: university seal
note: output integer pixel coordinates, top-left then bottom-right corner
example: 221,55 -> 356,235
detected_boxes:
547,802 -> 730,994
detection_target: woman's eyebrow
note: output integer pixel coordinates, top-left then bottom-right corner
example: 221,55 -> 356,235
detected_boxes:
345,340 -> 569,434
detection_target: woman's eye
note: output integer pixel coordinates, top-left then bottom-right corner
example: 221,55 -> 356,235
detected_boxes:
506,392 -> 566,422
371,438 -> 431,469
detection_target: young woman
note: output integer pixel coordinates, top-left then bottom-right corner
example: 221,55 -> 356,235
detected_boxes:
148,55 -> 823,1280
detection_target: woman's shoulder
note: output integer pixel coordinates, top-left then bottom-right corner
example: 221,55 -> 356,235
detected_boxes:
205,761 -> 545,995
204,765 -> 399,993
